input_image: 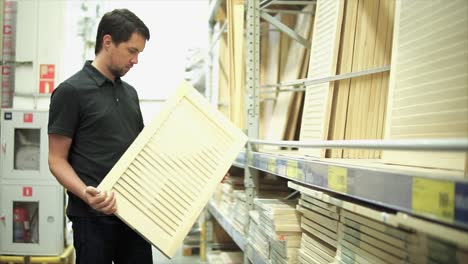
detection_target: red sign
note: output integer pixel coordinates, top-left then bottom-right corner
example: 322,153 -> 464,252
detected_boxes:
39,64 -> 55,93
23,187 -> 33,197
39,80 -> 54,93
23,113 -> 33,123
3,25 -> 12,35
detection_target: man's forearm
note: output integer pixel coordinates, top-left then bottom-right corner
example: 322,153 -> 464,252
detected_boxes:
49,157 -> 87,201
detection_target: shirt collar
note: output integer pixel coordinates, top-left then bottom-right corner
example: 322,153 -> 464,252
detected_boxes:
83,60 -> 122,86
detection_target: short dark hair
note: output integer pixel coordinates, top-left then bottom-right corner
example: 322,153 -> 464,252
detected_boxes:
94,9 -> 150,55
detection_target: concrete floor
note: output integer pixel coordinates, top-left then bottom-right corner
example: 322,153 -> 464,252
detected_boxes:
152,246 -> 202,264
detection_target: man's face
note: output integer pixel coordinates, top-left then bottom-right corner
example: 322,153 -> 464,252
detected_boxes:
107,32 -> 146,78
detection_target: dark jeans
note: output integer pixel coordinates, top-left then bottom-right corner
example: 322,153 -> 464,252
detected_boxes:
70,216 -> 152,264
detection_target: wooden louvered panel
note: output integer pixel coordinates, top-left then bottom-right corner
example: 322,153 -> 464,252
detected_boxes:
98,81 -> 247,257
299,0 -> 344,157
383,0 -> 468,173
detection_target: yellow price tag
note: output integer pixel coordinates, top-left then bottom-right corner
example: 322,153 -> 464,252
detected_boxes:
412,177 -> 455,221
286,160 -> 298,179
328,166 -> 347,193
267,157 -> 276,173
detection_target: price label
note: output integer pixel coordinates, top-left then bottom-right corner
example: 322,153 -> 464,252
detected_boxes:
287,160 -> 298,179
412,177 -> 454,221
267,157 -> 276,173
328,166 -> 347,193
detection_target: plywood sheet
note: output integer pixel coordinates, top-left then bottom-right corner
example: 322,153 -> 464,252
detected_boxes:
383,0 -> 468,172
299,0 -> 345,157
98,81 -> 247,258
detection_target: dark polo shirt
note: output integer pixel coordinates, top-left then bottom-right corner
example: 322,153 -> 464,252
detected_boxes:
48,61 -> 144,216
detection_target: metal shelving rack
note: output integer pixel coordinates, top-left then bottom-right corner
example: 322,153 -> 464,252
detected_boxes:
206,0 -> 468,263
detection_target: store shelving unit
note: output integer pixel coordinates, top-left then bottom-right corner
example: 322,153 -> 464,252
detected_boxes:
207,202 -> 246,251
205,0 -> 468,263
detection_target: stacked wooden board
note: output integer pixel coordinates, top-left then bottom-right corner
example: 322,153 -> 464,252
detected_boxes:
247,210 -> 271,259
299,0 -> 395,159
383,0 -> 468,174
297,194 -> 339,264
254,198 -> 302,264
232,191 -> 248,231
289,181 -> 468,264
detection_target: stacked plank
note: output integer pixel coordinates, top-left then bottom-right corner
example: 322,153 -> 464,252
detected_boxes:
254,198 -> 302,264
299,0 -> 395,159
289,182 -> 468,264
297,194 -> 339,263
247,210 -> 271,259
214,174 -> 244,217
337,209 -> 468,264
232,191 -> 248,231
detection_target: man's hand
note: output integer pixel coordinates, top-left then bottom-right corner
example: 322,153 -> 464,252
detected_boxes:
221,172 -> 230,183
84,186 -> 117,215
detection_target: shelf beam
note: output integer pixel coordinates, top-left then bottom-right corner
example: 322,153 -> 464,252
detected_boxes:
236,150 -> 468,230
249,138 -> 468,152
261,65 -> 390,89
260,11 -> 311,48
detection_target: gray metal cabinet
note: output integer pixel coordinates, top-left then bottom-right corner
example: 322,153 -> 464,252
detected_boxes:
0,109 -> 65,256
0,109 -> 52,182
0,182 -> 64,255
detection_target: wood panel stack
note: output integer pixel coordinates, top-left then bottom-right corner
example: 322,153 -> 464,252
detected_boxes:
254,198 -> 302,264
300,0 -> 395,159
247,210 -> 271,259
289,182 -> 468,264
213,174 -> 244,218
383,0 -> 468,175
297,194 -> 339,263
337,209 -> 468,264
232,191 -> 248,231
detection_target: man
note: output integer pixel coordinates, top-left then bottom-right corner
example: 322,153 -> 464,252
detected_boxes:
48,9 -> 152,264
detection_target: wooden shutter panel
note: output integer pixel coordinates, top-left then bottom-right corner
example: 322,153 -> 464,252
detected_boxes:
383,0 -> 468,172
98,81 -> 247,257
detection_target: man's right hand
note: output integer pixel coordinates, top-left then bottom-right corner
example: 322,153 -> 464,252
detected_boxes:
84,186 -> 117,215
